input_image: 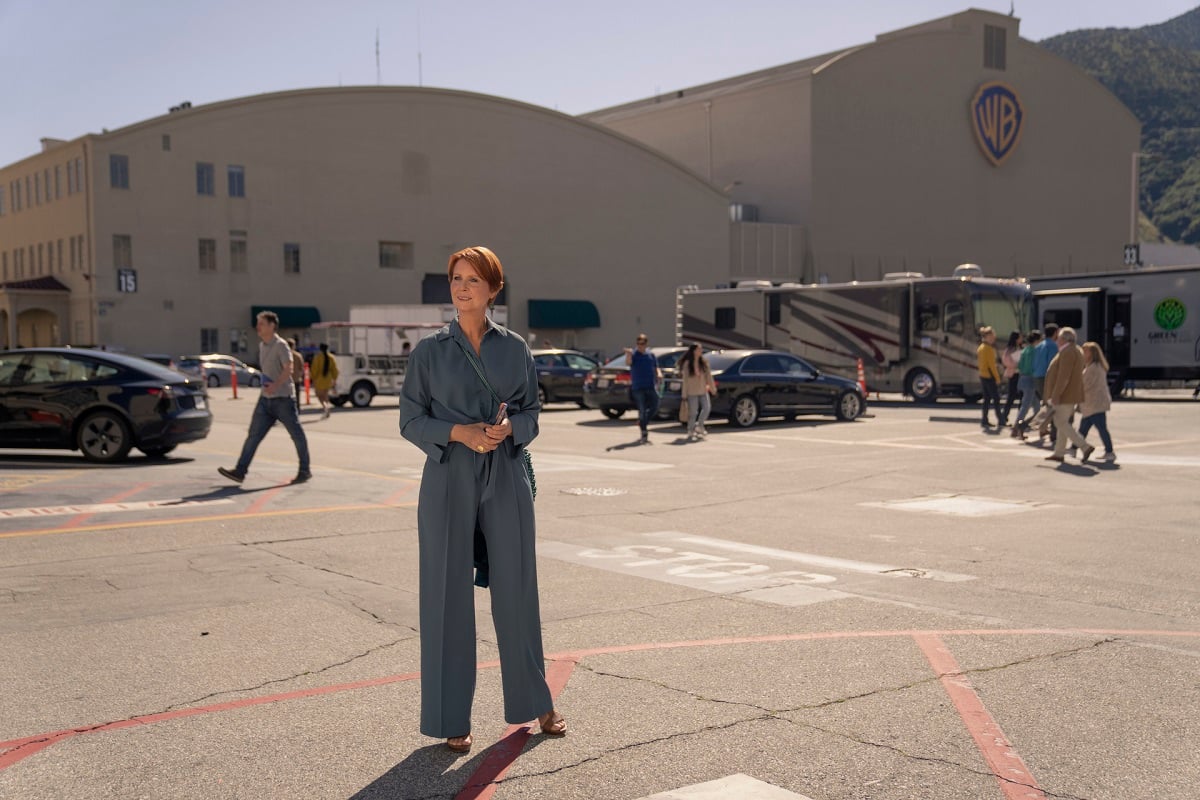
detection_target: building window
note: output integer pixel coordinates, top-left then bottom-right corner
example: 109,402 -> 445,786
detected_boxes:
35,172 -> 41,205
75,158 -> 83,192
70,237 -> 76,269
110,154 -> 130,189
0,185 -> 5,215
43,169 -> 50,200
11,181 -> 18,211
56,240 -> 63,273
2,252 -> 7,280
379,241 -> 414,269
113,234 -> 132,269
37,243 -> 44,274
162,134 -> 171,151
54,165 -> 61,199
65,161 -> 73,195
984,25 -> 1007,70
227,165 -> 245,197
198,238 -> 217,271
201,328 -> 219,352
196,162 -> 215,196
230,237 -> 248,272
283,242 -> 301,274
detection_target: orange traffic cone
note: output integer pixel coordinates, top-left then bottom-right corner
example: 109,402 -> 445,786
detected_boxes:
856,358 -> 867,396
230,366 -> 239,399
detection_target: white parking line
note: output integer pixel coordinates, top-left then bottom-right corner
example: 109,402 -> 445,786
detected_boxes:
637,774 -> 815,800
0,499 -> 235,519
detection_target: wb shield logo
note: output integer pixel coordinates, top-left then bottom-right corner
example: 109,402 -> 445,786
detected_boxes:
971,82 -> 1024,166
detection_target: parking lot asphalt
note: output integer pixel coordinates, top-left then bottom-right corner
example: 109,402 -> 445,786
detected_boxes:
1,388 -> 1198,799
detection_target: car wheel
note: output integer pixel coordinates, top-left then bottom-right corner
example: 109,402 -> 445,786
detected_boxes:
77,410 -> 134,463
730,394 -> 759,428
538,384 -> 549,405
250,375 -> 262,387
138,444 -> 178,458
350,381 -> 375,408
905,368 -> 937,403
207,373 -> 221,388
835,390 -> 863,421
601,407 -> 625,419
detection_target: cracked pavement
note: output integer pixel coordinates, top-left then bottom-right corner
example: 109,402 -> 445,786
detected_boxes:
2,392 -> 1199,798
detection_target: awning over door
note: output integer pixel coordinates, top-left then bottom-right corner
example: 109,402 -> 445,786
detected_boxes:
527,299 -> 600,329
250,305 -> 321,328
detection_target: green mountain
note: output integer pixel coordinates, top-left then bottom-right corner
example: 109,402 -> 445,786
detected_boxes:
1040,6 -> 1200,244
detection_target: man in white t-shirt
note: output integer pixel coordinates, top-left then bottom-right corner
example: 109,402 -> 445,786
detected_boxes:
219,311 -> 311,484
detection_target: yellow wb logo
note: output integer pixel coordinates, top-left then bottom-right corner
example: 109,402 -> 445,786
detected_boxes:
971,82 -> 1024,166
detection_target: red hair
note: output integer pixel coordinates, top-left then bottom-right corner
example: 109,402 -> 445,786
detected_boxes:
447,246 -> 505,294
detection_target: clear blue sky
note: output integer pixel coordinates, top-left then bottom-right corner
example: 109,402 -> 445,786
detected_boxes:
1,0 -> 1196,167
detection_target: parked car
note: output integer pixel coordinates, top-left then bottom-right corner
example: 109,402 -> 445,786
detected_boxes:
582,347 -> 687,419
177,354 -> 263,388
531,349 -> 600,406
667,349 -> 865,427
140,353 -> 177,369
0,347 -> 213,462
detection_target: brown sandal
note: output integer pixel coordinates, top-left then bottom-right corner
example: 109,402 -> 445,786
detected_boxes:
447,733 -> 472,753
538,711 -> 567,736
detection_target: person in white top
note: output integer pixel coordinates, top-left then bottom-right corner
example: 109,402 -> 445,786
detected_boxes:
678,344 -> 717,440
1078,341 -> 1116,463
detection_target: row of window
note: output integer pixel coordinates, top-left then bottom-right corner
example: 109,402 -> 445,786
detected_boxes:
0,157 -> 85,216
1,235 -> 87,282
107,154 -> 246,198
104,236 -> 415,274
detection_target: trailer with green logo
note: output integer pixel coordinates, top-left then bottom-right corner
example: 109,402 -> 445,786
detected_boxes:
1029,264 -> 1200,394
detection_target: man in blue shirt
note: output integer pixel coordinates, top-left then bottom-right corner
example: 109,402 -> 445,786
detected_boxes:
624,333 -> 662,444
1031,323 -> 1060,440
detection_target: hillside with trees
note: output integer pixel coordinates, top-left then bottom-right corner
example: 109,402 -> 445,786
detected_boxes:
1040,6 -> 1200,244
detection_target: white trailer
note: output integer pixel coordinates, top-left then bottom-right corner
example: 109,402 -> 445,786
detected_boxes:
1029,265 -> 1200,394
678,265 -> 1034,402
311,321 -> 442,408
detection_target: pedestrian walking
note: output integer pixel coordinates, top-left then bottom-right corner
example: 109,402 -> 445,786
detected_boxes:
219,311 -> 311,484
399,245 -> 565,754
288,338 -> 305,408
1079,341 -> 1117,462
679,343 -> 716,440
998,330 -> 1022,426
1041,326 -> 1093,464
1012,330 -> 1042,439
624,333 -> 662,444
977,326 -> 1002,429
1030,323 -> 1060,443
310,342 -> 339,418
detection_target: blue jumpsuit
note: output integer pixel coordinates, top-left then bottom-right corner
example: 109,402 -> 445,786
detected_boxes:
399,318 -> 552,738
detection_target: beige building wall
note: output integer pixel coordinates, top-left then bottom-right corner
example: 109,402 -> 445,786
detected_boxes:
1,88 -> 729,355
811,11 -> 1139,279
587,9 -> 1140,285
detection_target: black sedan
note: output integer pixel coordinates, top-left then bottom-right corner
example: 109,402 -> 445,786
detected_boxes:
0,348 -> 213,462
582,347 -> 687,419
531,349 -> 600,406
678,350 -> 865,427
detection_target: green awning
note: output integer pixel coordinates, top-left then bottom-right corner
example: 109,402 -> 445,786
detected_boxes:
527,299 -> 600,329
250,305 -> 321,328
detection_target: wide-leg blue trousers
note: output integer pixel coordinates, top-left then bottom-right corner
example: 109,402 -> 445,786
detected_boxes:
416,441 -> 551,738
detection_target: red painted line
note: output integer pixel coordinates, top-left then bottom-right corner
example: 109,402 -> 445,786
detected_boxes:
63,483 -> 150,528
3,630 -> 1196,776
244,484 -> 287,515
916,634 -> 1046,800
382,482 -> 420,506
456,658 -> 579,800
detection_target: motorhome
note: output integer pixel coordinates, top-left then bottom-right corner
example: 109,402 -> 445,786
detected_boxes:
1029,264 -> 1200,393
678,265 -> 1034,402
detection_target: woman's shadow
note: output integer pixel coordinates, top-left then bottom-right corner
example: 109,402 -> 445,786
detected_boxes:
351,732 -> 549,799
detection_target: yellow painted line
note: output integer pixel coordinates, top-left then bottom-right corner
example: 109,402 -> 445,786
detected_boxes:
0,501 -> 417,540
0,475 -> 65,491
